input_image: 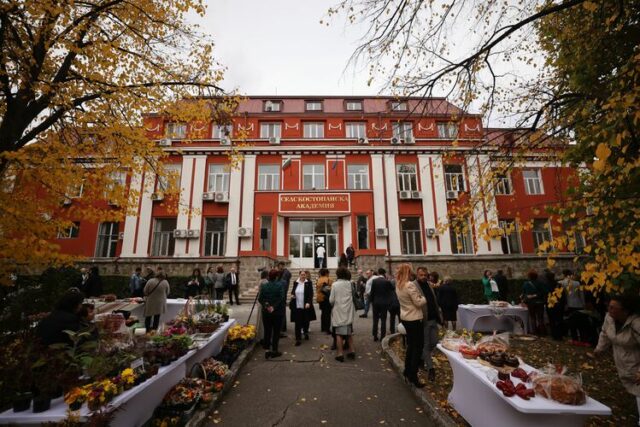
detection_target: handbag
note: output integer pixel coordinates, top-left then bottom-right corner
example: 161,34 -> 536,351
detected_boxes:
351,282 -> 364,310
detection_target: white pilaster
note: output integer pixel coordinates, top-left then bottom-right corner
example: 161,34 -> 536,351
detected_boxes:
383,154 -> 402,255
418,155 -> 437,254
187,156 -> 207,256
342,215 -> 352,250
370,155 -> 388,252
277,216 -> 285,256
240,155 -> 256,252
431,156 -> 452,254
470,155 -> 503,254
121,167 -> 144,257
225,164 -> 243,257
174,156 -> 194,257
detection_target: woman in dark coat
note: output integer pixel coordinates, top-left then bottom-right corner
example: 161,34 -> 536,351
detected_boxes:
84,266 -> 104,298
185,268 -> 204,298
290,270 -> 317,346
437,276 -> 459,330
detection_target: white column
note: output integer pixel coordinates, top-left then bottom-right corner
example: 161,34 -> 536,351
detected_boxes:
129,169 -> 156,256
187,156 -> 207,256
431,156 -> 452,254
277,216 -> 285,256
342,215 -> 352,250
240,155 -> 256,252
370,155 -> 388,252
383,154 -> 402,255
418,155 -> 438,254
121,167 -> 144,257
225,164 -> 243,257
174,156 -> 194,257
469,154 -> 503,254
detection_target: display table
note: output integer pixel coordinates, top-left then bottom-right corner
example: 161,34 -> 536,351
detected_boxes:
437,345 -> 611,427
0,319 -> 236,427
457,304 -> 530,333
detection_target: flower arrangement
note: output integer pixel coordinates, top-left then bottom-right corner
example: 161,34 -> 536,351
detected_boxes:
86,379 -> 118,411
64,387 -> 88,410
227,325 -> 256,341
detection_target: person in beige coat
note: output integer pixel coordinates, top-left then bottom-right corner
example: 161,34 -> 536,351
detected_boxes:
329,267 -> 356,362
594,294 -> 640,422
143,272 -> 170,331
396,263 -> 426,388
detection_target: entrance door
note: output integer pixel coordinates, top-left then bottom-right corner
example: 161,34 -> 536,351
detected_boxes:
289,218 -> 339,269
314,235 -> 326,268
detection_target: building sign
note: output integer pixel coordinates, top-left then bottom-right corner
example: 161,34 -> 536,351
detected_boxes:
279,193 -> 350,213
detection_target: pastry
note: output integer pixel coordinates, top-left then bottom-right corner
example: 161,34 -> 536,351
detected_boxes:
504,354 -> 519,368
489,354 -> 505,367
533,376 -> 586,405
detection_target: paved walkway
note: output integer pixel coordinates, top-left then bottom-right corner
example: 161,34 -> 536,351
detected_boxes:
206,303 -> 434,426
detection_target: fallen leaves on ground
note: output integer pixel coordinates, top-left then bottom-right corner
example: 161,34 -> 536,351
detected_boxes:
390,334 -> 637,426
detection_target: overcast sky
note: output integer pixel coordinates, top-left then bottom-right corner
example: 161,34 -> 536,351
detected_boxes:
197,0 -> 374,96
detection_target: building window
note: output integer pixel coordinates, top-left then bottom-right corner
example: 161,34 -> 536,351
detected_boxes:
157,163 -> 182,192
400,217 -> 423,255
357,215 -> 369,250
95,222 -> 119,257
66,181 -> 84,199
450,220 -> 474,254
57,222 -> 80,239
533,219 -> 552,251
212,124 -> 233,139
151,218 -> 176,256
397,164 -> 418,191
260,122 -> 282,138
564,220 -> 586,253
258,164 -> 280,190
391,101 -> 408,111
207,164 -> 229,192
347,164 -> 369,190
495,174 -> 513,195
260,215 -> 272,251
264,100 -> 281,112
204,218 -> 226,256
444,164 -> 465,192
346,100 -> 363,111
392,121 -> 413,140
523,169 -> 544,195
345,122 -> 366,139
437,122 -> 458,139
305,101 -> 322,111
302,164 -> 325,189
166,122 -> 187,139
303,122 -> 324,138
499,219 -> 521,254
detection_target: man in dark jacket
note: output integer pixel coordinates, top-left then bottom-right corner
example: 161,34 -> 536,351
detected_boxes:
258,269 -> 285,358
277,262 -> 292,334
345,244 -> 355,267
494,270 -> 509,302
224,266 -> 240,305
369,268 -> 395,341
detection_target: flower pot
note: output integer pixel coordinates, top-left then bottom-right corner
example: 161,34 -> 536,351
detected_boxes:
149,364 -> 160,376
12,393 -> 32,412
32,396 -> 51,413
69,401 -> 82,411
52,387 -> 63,399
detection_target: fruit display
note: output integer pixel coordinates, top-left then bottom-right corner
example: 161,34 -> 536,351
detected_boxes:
459,345 -> 479,360
496,379 -> 536,400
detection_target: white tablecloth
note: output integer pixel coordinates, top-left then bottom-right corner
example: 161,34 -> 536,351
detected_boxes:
0,319 -> 236,426
437,344 -> 611,427
457,304 -> 530,333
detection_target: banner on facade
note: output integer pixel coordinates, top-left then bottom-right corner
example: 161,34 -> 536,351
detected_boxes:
279,193 -> 350,213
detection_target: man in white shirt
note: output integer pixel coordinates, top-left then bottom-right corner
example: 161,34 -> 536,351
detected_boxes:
316,245 -> 326,268
360,269 -> 377,318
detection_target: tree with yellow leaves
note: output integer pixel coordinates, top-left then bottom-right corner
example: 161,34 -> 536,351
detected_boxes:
332,0 -> 639,296
0,0 -> 238,285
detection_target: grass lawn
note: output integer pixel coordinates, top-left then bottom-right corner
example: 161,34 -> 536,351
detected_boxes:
390,332 -> 637,426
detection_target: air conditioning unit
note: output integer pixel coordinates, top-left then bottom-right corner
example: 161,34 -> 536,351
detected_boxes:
62,198 -> 72,206
426,228 -> 437,238
173,229 -> 187,238
202,192 -> 216,201
405,136 -> 415,144
357,137 -> 369,145
151,192 -> 164,201
215,192 -> 230,203
376,228 -> 389,237
269,136 -> 281,145
118,232 -> 125,240
446,190 -> 458,200
238,227 -> 253,237
398,191 -> 412,200
187,229 -> 200,239
391,137 -> 400,145
411,191 -> 422,199
220,136 -> 231,146
158,138 -> 172,147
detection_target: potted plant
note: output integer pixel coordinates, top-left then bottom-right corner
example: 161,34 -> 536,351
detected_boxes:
64,387 -> 87,411
0,333 -> 36,412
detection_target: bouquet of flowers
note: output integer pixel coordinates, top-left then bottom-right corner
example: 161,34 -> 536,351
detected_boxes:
86,379 -> 119,411
64,387 -> 88,410
227,325 -> 256,341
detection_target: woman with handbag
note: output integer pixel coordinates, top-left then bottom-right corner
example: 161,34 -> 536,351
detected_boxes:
316,268 -> 333,334
290,271 -> 316,346
330,267 -> 357,362
143,272 -> 170,332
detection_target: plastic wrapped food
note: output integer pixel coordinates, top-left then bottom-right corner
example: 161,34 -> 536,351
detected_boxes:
532,366 -> 586,405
